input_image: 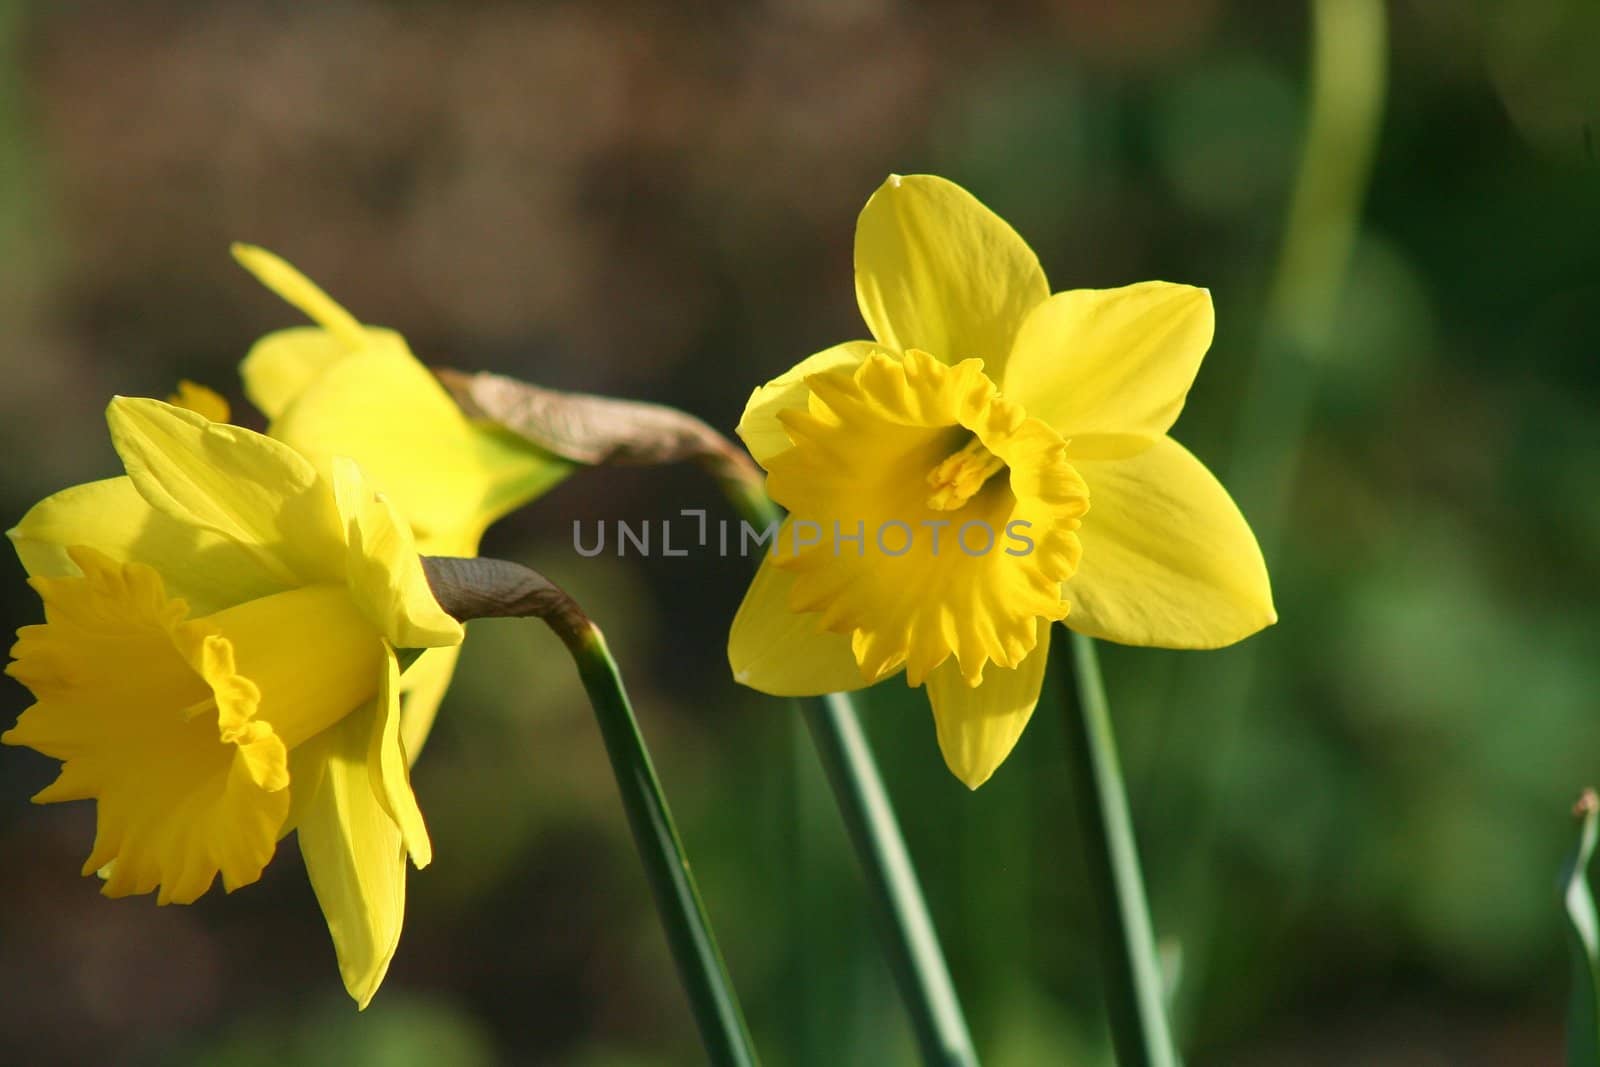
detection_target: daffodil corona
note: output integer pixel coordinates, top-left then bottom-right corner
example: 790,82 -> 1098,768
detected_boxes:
730,174 -> 1275,789
4,398 -> 463,1006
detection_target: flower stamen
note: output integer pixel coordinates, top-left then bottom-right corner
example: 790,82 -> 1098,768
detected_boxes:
925,436 -> 1007,511
180,695 -> 218,722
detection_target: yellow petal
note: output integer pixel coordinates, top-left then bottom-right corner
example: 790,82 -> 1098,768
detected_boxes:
728,547 -> 870,696
367,645 -> 432,867
1065,437 -> 1275,648
292,700 -> 407,1010
282,738 -> 327,842
231,244 -> 367,350
735,341 -> 883,466
235,243 -> 570,539
1002,283 -> 1214,457
168,380 -> 231,423
854,174 -> 1048,370
331,457 -> 463,650
3,548 -> 290,905
9,476 -> 287,616
397,645 -> 462,763
925,618 -> 1051,789
270,346 -> 571,545
105,397 -> 345,587
241,325 -> 407,419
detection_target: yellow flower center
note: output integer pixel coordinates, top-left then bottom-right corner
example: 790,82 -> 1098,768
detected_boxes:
765,350 -> 1089,688
925,436 -> 1007,511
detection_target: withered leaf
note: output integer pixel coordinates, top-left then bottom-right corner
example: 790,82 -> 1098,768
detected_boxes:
434,367 -> 753,479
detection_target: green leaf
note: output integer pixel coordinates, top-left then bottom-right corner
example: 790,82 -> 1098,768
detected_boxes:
1562,788 -> 1600,1066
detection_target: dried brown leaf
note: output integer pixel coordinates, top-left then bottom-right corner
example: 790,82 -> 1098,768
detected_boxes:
434,366 -> 755,478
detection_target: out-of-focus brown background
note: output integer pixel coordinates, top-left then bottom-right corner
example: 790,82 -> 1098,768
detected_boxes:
2,1 -> 1598,1064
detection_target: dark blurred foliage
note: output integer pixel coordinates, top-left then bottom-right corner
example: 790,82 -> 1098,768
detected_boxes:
1,0 -> 1597,1064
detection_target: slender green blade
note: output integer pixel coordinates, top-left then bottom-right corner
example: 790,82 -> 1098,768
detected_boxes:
1563,789 -> 1600,1067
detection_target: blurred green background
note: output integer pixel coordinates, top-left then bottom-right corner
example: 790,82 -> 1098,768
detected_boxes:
2,0 -> 1598,1063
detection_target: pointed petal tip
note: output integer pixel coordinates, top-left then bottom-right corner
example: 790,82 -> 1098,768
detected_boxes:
231,244 -> 289,290
228,245 -> 368,346
341,945 -> 390,1012
951,760 -> 997,791
926,620 -> 1050,790
932,710 -> 1016,791
230,243 -> 285,278
1220,594 -> 1278,646
106,393 -> 187,424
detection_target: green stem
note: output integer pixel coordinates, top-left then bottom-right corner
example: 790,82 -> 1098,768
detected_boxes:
419,555 -> 759,1064
566,622 -> 761,1067
1054,627 -> 1177,1067
720,480 -> 978,1067
800,693 -> 979,1066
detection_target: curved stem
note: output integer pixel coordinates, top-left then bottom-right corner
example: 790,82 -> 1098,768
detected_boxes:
421,557 -> 760,1067
571,624 -> 761,1067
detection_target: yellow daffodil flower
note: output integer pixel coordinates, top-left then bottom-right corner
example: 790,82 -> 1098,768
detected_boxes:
230,246 -> 572,758
729,174 -> 1275,789
4,397 -> 463,1007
